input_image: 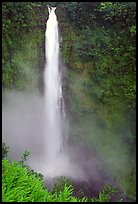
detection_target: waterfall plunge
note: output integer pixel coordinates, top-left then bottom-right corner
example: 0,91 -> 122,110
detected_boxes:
44,7 -> 63,163
43,7 -> 85,179
43,6 -> 70,177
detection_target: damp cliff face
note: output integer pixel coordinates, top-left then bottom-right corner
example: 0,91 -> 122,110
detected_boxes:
2,2 -> 136,201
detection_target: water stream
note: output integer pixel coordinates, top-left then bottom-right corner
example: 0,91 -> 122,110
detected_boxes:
44,6 -> 64,169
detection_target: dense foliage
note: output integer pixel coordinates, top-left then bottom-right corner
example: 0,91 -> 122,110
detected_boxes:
2,2 -> 46,90
58,7 -> 136,199
3,159 -> 118,202
59,2 -> 136,110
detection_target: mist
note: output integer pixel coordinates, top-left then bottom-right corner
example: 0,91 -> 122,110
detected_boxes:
2,89 -> 111,181
2,85 -> 136,203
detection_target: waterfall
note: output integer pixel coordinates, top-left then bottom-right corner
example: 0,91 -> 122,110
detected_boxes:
44,7 -> 64,167
25,6 -> 85,180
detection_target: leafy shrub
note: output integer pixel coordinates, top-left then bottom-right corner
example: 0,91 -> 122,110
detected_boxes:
92,185 -> 117,202
2,143 -> 9,159
2,159 -> 84,202
2,158 -> 118,202
51,176 -> 72,195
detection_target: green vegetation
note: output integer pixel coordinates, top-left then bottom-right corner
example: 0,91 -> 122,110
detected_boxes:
57,3 -> 136,200
2,159 -> 117,202
2,2 -> 46,91
2,2 -> 136,201
2,144 -> 117,202
2,142 -> 10,159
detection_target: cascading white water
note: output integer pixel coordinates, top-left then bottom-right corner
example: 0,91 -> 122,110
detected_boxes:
44,7 -> 64,166
42,6 -> 86,179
